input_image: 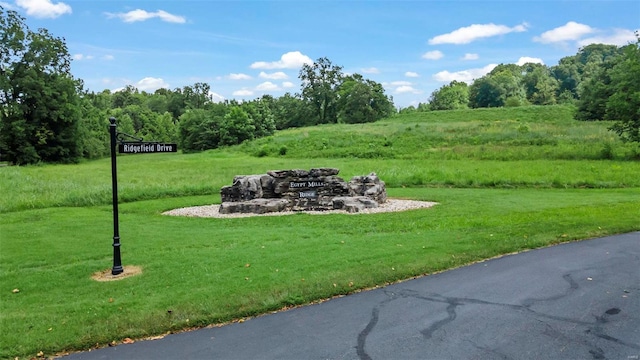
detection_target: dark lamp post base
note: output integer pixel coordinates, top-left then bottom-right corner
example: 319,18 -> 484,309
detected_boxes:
111,266 -> 124,276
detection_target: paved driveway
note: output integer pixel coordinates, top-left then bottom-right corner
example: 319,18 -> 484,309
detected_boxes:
63,232 -> 639,360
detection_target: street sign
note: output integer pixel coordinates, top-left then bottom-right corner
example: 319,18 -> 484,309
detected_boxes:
109,117 -> 178,276
118,142 -> 177,154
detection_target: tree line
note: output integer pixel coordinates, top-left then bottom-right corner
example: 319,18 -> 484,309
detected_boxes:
1,7 -> 638,165
0,8 -> 394,164
408,41 -> 638,112
406,37 -> 640,143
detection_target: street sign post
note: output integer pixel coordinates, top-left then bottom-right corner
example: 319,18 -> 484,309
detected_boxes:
108,117 -> 178,275
118,142 -> 177,154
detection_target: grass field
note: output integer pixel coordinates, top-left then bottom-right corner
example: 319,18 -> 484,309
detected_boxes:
1,105 -> 639,358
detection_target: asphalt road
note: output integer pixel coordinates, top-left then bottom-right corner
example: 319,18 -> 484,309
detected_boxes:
63,232 -> 639,360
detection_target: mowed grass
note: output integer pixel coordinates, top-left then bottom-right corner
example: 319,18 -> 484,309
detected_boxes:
1,105 -> 639,358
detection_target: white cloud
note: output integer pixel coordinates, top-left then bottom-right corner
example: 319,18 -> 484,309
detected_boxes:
250,51 -> 313,69
72,54 -> 93,61
135,77 -> 169,92
16,0 -> 71,18
233,89 -> 254,96
361,67 -> 380,74
256,81 -> 280,91
0,1 -> 16,10
577,28 -> 637,47
259,71 -> 288,80
462,53 -> 479,60
106,9 -> 186,23
208,91 -> 225,103
282,81 -> 295,88
405,71 -> 420,78
422,50 -> 444,60
533,21 -> 594,44
228,73 -> 252,80
388,81 -> 412,86
395,85 -> 421,94
429,23 -> 528,45
433,64 -> 498,83
102,55 -> 115,61
516,57 -> 544,66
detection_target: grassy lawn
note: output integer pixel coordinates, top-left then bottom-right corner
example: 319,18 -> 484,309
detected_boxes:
1,105 -> 639,358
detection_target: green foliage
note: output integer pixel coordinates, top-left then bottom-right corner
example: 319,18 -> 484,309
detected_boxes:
220,106 -> 255,146
428,80 -> 469,110
178,109 -> 222,152
299,57 -> 344,124
268,93 -> 312,129
76,98 -> 110,159
522,63 -> 559,105
111,85 -> 143,108
504,96 -> 525,107
242,100 -> 276,138
2,11 -> 636,164
573,34 -> 640,143
575,60 -> 616,121
182,82 -> 210,110
0,8 -> 81,164
337,74 -> 394,123
607,39 -> 640,142
468,76 -> 504,108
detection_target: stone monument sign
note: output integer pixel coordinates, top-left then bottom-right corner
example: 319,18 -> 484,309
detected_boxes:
219,168 -> 386,214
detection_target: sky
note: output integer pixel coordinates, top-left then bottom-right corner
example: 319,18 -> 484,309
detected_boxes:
2,0 -> 639,108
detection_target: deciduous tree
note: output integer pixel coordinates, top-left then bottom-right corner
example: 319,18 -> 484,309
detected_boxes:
607,38 -> 640,142
0,8 -> 82,164
299,57 -> 343,124
338,74 -> 394,123
428,80 -> 469,110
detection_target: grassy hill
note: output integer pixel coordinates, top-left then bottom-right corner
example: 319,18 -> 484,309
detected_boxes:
239,105 -> 637,161
2,105 -> 638,213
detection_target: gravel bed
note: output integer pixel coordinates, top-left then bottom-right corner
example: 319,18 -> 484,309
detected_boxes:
162,199 -> 438,219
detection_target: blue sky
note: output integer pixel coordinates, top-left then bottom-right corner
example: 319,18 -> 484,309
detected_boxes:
3,0 -> 639,108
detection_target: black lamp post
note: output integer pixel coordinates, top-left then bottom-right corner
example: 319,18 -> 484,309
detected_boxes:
109,117 -> 123,275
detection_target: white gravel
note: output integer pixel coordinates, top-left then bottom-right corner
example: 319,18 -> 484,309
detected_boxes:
162,199 -> 438,219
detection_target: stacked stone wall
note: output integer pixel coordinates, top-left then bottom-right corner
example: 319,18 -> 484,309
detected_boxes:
219,168 -> 386,214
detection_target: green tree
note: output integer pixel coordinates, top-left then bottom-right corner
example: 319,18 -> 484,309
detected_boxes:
219,106 -> 255,146
145,92 -> 168,114
551,58 -> 581,100
139,112 -> 177,143
299,57 -> 343,124
178,109 -> 223,152
553,43 -> 624,103
337,74 -> 394,123
270,92 -> 311,129
469,76 -> 503,108
428,80 -> 469,110
521,63 -> 558,105
607,39 -> 640,142
111,85 -> 143,108
0,8 -> 82,164
243,99 -> 276,138
182,82 -> 210,110
164,88 -> 186,121
493,69 -> 526,106
575,59 -> 616,121
76,96 -> 109,159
